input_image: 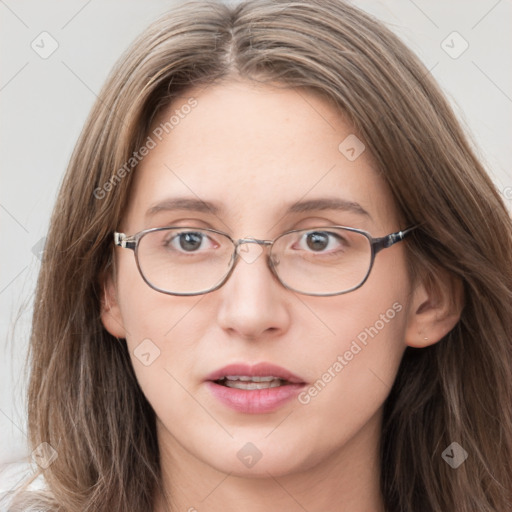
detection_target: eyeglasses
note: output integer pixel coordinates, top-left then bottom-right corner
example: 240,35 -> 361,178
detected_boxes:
113,225 -> 416,296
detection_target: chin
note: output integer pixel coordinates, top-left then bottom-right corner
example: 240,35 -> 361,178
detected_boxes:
200,441 -> 319,479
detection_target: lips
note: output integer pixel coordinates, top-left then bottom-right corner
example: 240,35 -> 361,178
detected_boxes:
205,362 -> 306,385
204,362 -> 307,414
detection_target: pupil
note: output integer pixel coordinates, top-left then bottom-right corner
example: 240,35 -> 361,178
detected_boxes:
307,232 -> 328,251
180,232 -> 202,251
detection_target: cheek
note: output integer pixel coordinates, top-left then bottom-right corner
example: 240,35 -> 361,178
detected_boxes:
300,289 -> 406,389
115,250 -> 199,342
115,257 -> 208,397
294,248 -> 409,421
298,300 -> 406,409
283,294 -> 406,472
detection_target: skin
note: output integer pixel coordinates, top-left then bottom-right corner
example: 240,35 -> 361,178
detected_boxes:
101,79 -> 462,512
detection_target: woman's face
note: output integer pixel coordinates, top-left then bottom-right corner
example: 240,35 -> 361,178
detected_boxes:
103,80 -> 414,478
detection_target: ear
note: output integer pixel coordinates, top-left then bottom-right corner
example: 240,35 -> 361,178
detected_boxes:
404,268 -> 464,348
100,267 -> 127,339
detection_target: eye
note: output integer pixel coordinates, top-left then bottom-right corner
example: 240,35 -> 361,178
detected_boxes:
165,231 -> 217,253
296,230 -> 347,253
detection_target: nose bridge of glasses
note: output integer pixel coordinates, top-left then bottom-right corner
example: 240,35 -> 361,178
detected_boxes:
236,237 -> 273,246
233,237 -> 273,265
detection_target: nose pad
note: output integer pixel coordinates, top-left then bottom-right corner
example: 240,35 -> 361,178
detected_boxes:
236,239 -> 265,264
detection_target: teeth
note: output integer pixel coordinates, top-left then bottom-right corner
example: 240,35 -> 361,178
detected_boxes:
216,375 -> 290,390
225,375 -> 279,382
223,379 -> 283,390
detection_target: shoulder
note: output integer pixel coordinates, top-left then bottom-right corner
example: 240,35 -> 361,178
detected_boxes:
0,460 -> 47,511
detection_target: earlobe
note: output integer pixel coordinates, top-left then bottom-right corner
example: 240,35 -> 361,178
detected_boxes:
404,269 -> 464,348
100,271 -> 127,339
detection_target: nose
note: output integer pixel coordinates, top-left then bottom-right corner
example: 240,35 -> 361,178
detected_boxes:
214,241 -> 291,340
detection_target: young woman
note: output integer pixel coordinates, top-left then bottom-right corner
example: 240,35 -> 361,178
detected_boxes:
7,0 -> 512,510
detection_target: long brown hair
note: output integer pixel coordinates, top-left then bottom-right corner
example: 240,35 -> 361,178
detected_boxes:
11,1 -> 512,510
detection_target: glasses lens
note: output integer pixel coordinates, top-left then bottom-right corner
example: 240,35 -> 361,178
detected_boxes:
136,228 -> 233,294
271,228 -> 372,295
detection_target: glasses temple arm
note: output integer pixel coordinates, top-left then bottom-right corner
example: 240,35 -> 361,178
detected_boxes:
113,232 -> 136,250
372,226 -> 417,254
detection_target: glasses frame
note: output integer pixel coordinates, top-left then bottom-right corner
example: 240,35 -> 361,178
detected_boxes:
113,225 -> 417,297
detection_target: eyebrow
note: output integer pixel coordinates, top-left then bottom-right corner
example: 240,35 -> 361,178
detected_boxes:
146,197 -> 221,218
286,198 -> 371,218
145,196 -> 371,219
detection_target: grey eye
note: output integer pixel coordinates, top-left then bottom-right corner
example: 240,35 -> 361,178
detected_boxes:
164,231 -> 212,252
299,231 -> 345,252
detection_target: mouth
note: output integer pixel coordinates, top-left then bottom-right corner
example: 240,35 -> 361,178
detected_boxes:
205,362 -> 306,387
205,363 -> 307,413
214,376 -> 292,390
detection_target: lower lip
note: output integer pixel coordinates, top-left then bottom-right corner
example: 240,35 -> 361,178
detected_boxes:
205,381 -> 306,414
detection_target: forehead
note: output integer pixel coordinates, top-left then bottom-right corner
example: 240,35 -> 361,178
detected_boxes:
124,80 -> 398,234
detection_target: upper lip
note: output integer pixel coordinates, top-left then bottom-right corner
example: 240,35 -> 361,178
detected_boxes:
205,362 -> 306,384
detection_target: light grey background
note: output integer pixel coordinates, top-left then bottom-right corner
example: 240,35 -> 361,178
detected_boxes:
1,0 -> 511,467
